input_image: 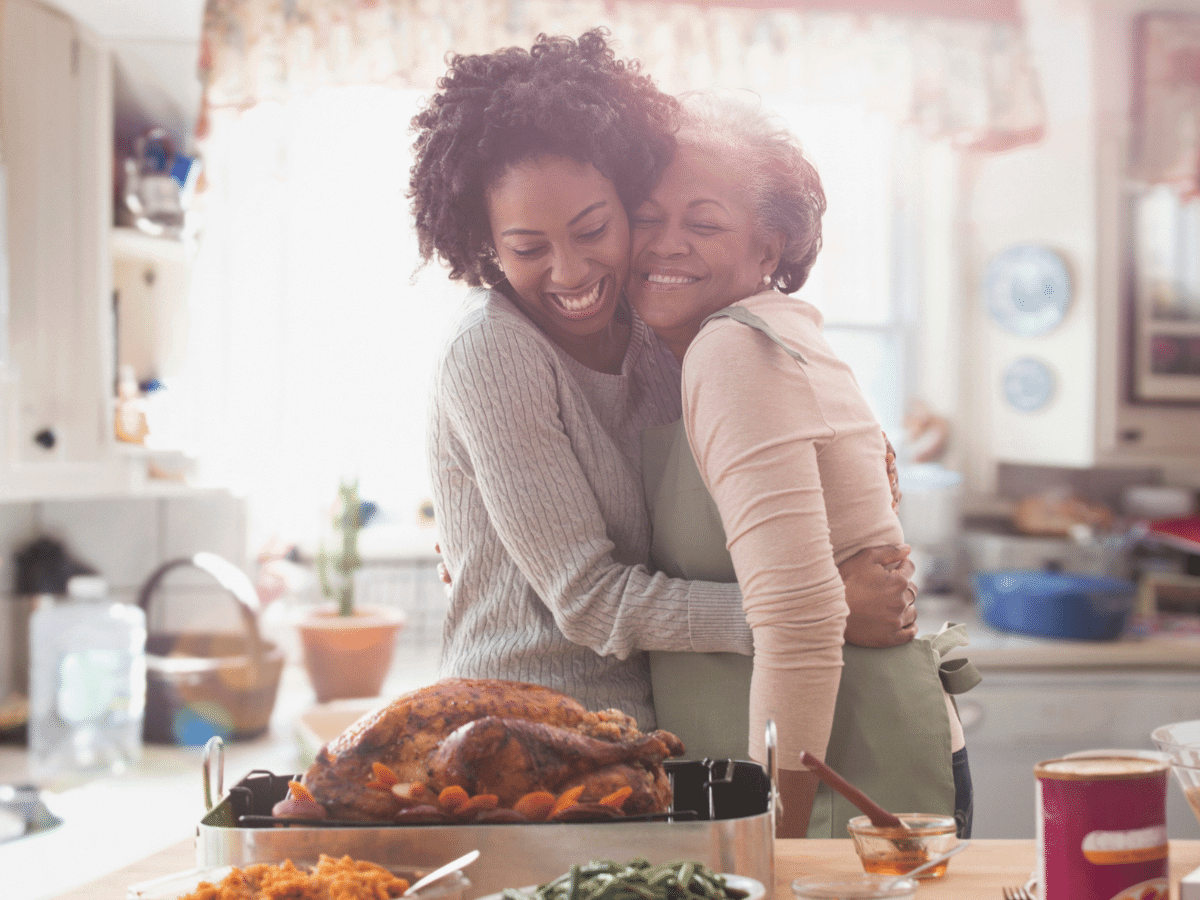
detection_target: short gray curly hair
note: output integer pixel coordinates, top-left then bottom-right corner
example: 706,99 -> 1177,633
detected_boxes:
675,91 -> 826,294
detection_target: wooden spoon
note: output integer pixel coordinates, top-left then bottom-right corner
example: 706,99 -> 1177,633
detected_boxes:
798,750 -> 908,829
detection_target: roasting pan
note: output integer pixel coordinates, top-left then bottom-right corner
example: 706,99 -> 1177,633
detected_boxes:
196,730 -> 777,899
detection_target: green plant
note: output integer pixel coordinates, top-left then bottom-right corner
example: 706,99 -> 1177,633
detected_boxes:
315,479 -> 363,617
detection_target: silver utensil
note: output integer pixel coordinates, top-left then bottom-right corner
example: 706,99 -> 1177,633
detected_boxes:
881,839 -> 971,888
403,849 -> 480,896
1002,884 -> 1035,900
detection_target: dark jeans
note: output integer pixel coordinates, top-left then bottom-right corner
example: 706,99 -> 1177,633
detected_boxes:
953,746 -> 973,838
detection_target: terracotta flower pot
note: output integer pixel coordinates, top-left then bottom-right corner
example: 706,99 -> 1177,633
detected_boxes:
297,605 -> 406,703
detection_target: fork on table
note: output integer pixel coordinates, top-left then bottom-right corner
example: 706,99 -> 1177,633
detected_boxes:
1002,885 -> 1035,900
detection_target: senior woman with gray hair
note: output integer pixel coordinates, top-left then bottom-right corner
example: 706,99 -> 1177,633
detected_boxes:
630,92 -> 979,838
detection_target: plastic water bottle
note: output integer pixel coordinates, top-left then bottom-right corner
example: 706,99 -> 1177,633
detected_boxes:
28,575 -> 147,782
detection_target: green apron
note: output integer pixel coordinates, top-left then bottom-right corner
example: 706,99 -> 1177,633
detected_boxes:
642,304 -> 981,839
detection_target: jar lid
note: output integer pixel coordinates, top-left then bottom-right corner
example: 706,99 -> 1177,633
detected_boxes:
1035,756 -> 1167,780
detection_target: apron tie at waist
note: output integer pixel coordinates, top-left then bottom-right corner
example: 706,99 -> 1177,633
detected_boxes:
929,622 -> 982,695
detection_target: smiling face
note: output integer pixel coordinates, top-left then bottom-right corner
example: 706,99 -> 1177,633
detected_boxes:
486,156 -> 631,369
629,142 -> 781,360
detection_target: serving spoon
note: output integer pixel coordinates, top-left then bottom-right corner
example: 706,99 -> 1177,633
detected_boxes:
882,840 -> 971,887
403,849 -> 481,896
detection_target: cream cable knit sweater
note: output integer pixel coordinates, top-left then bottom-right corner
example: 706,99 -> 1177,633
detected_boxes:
428,288 -> 753,729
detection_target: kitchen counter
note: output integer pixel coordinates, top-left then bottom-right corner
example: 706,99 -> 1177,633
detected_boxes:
48,836 -> 1200,899
915,593 -> 1200,670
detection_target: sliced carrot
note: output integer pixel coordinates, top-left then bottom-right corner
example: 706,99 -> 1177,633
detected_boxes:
550,784 -> 586,817
371,762 -> 400,786
365,780 -> 393,792
287,781 -> 316,803
598,786 -> 632,809
438,784 -> 470,812
456,793 -> 499,817
512,790 -> 557,822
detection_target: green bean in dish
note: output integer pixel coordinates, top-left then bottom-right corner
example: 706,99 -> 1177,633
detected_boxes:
503,859 -> 752,900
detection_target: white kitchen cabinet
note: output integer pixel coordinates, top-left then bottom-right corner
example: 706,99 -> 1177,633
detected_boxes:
0,0 -> 193,498
0,0 -> 119,497
960,669 -> 1200,839
111,226 -> 191,389
1092,0 -> 1200,469
952,0 -> 1200,488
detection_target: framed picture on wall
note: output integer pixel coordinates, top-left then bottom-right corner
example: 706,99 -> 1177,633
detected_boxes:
1129,12 -> 1200,403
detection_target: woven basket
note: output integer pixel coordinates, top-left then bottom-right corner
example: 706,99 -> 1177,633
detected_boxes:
137,553 -> 284,744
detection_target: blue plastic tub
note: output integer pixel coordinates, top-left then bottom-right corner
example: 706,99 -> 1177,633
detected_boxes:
971,570 -> 1137,641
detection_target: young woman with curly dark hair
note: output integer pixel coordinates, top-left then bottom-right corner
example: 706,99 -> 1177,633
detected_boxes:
413,31 -> 918,823
414,30 -> 754,732
410,30 -> 675,294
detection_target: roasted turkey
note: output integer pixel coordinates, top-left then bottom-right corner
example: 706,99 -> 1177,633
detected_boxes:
302,678 -> 685,822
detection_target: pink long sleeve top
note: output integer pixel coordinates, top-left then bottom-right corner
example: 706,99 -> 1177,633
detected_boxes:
681,290 -> 905,769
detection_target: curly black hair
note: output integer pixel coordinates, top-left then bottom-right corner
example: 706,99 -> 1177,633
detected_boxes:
409,29 -> 677,287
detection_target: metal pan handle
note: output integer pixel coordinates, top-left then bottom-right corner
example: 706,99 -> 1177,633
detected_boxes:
203,735 -> 225,811
764,719 -> 780,825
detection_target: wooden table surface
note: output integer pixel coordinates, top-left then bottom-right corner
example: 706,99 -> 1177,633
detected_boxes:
55,837 -> 1200,899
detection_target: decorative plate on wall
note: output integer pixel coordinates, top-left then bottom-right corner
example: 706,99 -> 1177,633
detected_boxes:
1003,357 -> 1056,411
983,244 -> 1072,336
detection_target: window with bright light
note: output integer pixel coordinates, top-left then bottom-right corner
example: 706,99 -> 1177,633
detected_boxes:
772,100 -> 915,434
186,86 -> 468,557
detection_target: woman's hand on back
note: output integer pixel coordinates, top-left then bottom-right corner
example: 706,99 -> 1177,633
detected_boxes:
838,545 -> 917,648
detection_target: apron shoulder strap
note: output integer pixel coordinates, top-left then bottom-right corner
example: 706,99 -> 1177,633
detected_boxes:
703,304 -> 808,364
